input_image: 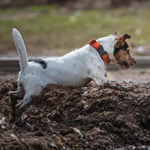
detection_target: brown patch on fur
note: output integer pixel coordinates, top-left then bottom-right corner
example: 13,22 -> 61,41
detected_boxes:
114,33 -> 136,69
115,50 -> 136,69
115,37 -> 124,48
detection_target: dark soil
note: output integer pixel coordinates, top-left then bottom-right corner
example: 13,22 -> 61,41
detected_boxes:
1,79 -> 150,150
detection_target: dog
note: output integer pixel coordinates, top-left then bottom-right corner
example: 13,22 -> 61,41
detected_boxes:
10,28 -> 136,124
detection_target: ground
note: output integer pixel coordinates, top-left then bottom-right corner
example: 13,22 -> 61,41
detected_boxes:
1,2 -> 150,149
1,71 -> 150,150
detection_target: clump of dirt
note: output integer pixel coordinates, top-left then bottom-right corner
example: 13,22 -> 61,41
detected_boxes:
1,79 -> 150,149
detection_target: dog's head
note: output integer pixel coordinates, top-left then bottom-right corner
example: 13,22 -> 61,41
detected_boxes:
113,32 -> 136,69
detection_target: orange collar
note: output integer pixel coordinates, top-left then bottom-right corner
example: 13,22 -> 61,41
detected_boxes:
89,38 -> 110,66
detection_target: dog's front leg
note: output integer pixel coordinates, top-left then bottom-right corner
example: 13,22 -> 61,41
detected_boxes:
92,73 -> 132,91
90,68 -> 109,86
93,76 -> 109,86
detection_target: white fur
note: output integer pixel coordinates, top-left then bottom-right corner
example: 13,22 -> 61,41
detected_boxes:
12,29 -> 28,71
12,28 -> 117,122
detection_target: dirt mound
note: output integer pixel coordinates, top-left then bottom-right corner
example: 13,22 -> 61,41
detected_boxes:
1,79 -> 150,149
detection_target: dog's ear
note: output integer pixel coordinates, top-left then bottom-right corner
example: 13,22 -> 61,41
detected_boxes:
122,34 -> 131,41
113,31 -> 121,37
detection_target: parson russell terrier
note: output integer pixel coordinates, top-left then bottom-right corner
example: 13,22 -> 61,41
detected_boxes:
10,28 -> 136,124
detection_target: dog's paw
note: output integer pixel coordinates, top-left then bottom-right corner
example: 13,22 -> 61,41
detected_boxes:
109,81 -> 133,91
121,85 -> 133,91
103,80 -> 110,87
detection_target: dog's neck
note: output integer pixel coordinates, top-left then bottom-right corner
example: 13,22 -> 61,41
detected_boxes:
96,35 -> 117,63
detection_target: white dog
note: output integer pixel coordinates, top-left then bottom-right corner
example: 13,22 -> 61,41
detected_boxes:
10,28 -> 136,124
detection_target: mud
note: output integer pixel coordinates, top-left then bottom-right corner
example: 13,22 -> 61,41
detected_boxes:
1,79 -> 150,150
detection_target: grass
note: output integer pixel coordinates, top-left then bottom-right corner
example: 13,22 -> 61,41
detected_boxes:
0,5 -> 150,56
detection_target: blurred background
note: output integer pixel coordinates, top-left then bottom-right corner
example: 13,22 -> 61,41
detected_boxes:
0,0 -> 150,83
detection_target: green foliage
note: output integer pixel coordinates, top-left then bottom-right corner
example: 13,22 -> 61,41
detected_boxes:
0,6 -> 150,54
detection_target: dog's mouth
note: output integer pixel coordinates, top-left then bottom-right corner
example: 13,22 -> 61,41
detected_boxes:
120,61 -> 130,69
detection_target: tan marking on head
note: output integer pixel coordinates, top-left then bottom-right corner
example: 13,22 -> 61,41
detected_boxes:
114,33 -> 136,69
115,37 -> 124,48
114,48 -> 136,69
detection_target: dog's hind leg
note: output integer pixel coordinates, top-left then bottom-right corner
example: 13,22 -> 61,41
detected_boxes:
15,85 -> 43,125
9,85 -> 25,122
15,94 -> 34,125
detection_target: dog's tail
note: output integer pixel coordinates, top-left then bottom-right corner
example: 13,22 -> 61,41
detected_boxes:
12,28 -> 28,71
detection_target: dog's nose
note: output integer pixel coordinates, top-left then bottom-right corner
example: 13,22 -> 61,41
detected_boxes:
135,60 -> 137,64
